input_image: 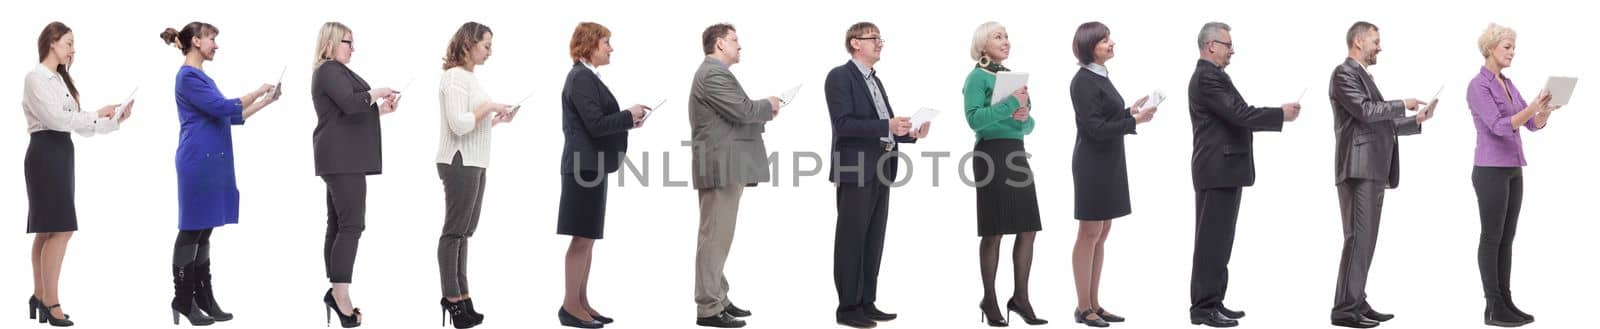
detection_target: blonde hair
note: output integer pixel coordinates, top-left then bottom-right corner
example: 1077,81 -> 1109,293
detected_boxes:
1478,23 -> 1516,58
315,22 -> 352,67
970,21 -> 1004,62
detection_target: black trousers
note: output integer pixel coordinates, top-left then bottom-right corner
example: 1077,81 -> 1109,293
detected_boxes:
1190,187 -> 1242,315
1332,179 -> 1386,319
1473,167 -> 1523,300
322,174 -> 367,284
834,181 -> 891,317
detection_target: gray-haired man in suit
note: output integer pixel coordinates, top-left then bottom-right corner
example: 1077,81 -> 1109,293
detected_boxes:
1327,21 -> 1434,329
689,23 -> 783,329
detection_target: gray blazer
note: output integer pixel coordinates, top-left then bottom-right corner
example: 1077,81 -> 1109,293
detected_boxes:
688,56 -> 774,189
1328,58 -> 1420,188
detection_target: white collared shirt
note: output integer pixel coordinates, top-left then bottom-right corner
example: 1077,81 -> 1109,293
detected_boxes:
1085,63 -> 1110,78
22,64 -> 117,136
581,60 -> 601,80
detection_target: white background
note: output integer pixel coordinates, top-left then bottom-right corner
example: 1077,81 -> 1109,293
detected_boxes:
2,0 -> 1595,328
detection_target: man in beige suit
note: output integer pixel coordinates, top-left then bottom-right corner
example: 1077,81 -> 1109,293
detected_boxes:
689,23 -> 783,328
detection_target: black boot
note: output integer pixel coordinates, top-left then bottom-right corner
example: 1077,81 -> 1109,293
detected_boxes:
172,265 -> 215,326
193,261 -> 232,321
461,298 -> 485,322
1484,297 -> 1530,327
440,298 -> 481,328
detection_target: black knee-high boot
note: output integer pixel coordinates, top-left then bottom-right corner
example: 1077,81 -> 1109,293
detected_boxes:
173,244 -> 215,326
194,260 -> 232,321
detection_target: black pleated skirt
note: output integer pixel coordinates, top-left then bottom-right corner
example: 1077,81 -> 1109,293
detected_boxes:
973,139 -> 1042,236
25,131 -> 77,233
557,171 -> 608,239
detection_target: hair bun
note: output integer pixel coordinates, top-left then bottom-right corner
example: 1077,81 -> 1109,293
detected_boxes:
160,28 -> 179,45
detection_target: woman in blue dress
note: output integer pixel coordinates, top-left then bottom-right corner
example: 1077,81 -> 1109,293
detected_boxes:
160,22 -> 280,326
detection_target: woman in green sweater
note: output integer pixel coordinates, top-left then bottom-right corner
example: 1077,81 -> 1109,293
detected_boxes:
964,21 -> 1044,327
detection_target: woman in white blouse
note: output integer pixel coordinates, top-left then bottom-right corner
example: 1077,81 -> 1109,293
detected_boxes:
434,21 -> 512,328
23,21 -> 132,327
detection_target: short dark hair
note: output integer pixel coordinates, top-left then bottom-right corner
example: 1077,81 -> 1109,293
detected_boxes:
701,23 -> 736,55
844,22 -> 878,54
160,22 -> 219,55
1346,21 -> 1378,49
1073,21 -> 1110,65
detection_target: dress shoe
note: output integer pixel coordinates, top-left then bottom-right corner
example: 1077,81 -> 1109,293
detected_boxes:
1095,308 -> 1124,323
1332,316 -> 1380,328
724,304 -> 752,317
697,312 -> 746,328
1363,309 -> 1394,322
1006,298 -> 1046,325
1218,306 -> 1245,319
557,308 -> 602,328
1074,309 -> 1108,328
864,304 -> 896,321
836,312 -> 877,328
1190,310 -> 1238,328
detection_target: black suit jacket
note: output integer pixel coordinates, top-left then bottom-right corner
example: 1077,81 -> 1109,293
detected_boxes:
560,63 -> 632,174
1329,58 -> 1420,188
1187,59 -> 1285,190
310,61 -> 382,176
824,60 -> 916,185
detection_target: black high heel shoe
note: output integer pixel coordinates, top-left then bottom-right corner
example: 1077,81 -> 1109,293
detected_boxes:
557,307 -> 603,328
38,303 -> 73,327
1006,298 -> 1048,325
460,298 -> 484,322
980,300 -> 1009,327
31,295 -> 70,321
440,298 -> 482,328
323,289 -> 361,328
1074,309 -> 1109,328
29,295 -> 40,321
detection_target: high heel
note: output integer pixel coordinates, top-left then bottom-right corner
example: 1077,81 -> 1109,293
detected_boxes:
38,304 -> 73,327
980,300 -> 1009,327
557,307 -> 603,328
29,295 -> 39,321
1006,298 -> 1048,325
461,298 -> 485,322
324,289 -> 361,328
172,264 -> 214,326
1074,309 -> 1109,328
440,298 -> 482,328
192,261 -> 232,322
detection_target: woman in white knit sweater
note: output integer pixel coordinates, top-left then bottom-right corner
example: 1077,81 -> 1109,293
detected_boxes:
434,21 -> 512,329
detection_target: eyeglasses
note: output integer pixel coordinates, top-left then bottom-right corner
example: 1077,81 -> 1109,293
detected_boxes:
1210,40 -> 1232,49
853,37 -> 886,44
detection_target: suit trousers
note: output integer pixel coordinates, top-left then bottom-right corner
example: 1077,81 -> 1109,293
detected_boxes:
1191,187 -> 1242,315
696,185 -> 745,317
322,173 -> 367,284
834,181 -> 891,317
1332,178 -> 1385,319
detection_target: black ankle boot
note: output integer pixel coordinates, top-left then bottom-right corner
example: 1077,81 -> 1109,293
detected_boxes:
172,265 -> 215,326
441,298 -> 481,328
461,298 -> 485,322
1485,297 -> 1530,327
193,261 -> 232,321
